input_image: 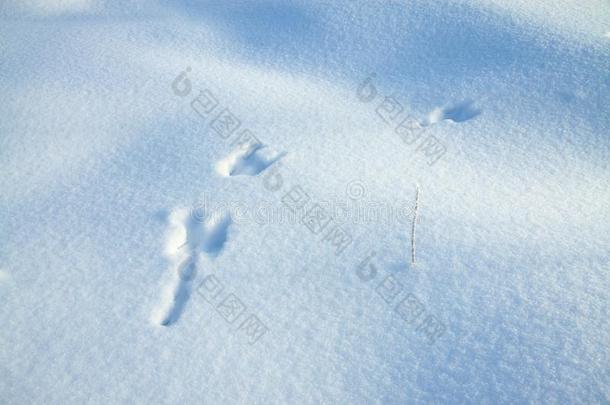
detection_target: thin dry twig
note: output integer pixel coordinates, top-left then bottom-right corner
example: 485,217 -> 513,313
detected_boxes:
411,184 -> 419,266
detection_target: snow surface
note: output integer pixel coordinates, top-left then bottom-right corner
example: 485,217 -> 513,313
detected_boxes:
1,0 -> 609,403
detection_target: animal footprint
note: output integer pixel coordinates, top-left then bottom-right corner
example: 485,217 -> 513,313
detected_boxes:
216,143 -> 284,177
152,208 -> 232,326
423,100 -> 481,126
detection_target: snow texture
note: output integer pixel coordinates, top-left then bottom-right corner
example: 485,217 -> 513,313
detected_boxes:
1,0 -> 609,403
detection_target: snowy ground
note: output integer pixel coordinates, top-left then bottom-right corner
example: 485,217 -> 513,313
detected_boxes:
1,1 -> 609,404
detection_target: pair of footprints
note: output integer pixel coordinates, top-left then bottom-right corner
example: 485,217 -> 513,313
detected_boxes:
153,143 -> 283,326
422,100 -> 481,127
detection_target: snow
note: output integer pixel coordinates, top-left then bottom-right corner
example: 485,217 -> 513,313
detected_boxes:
1,0 -> 609,403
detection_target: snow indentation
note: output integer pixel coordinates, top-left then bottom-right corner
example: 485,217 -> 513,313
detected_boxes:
423,100 -> 481,126
153,208 -> 232,326
216,143 -> 284,177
